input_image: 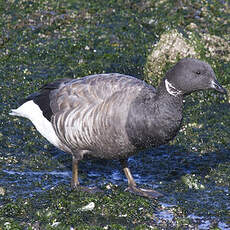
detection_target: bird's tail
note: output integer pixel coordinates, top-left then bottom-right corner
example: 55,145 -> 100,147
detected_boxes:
9,108 -> 23,117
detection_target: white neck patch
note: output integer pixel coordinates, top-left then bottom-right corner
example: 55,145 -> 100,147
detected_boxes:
165,79 -> 183,97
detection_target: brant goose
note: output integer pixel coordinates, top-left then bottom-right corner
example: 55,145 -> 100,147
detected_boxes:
10,58 -> 227,198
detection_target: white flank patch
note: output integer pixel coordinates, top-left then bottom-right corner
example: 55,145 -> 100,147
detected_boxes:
165,79 -> 183,97
9,100 -> 61,148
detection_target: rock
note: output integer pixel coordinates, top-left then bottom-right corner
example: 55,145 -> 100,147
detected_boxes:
181,174 -> 205,190
0,186 -> 6,196
144,30 -> 199,85
80,202 -> 95,211
186,22 -> 198,31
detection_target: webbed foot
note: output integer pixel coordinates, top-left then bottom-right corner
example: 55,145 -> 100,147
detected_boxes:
125,185 -> 163,199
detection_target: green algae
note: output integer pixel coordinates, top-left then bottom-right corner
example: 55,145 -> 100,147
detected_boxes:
0,0 -> 230,229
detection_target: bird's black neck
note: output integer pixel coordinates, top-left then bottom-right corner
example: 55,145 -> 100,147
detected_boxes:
126,80 -> 184,149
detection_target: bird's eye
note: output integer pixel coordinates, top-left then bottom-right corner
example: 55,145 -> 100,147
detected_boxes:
196,71 -> 201,75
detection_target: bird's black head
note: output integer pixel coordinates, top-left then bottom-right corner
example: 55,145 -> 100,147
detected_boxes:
165,58 -> 227,96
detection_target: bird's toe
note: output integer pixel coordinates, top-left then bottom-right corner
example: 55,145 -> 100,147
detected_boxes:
125,185 -> 163,199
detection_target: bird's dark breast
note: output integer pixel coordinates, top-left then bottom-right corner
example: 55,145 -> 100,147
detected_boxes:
125,91 -> 183,150
125,111 -> 182,150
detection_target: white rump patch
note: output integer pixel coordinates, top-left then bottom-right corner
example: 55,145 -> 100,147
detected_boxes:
165,79 -> 183,97
9,100 -> 61,148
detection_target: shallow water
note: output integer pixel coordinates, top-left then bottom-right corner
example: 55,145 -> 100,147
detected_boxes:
1,141 -> 229,228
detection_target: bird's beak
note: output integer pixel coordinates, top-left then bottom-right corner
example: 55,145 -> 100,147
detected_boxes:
211,79 -> 227,94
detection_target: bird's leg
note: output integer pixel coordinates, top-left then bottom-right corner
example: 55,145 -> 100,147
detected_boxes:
120,159 -> 137,187
71,155 -> 79,188
71,154 -> 102,193
120,158 -> 163,199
